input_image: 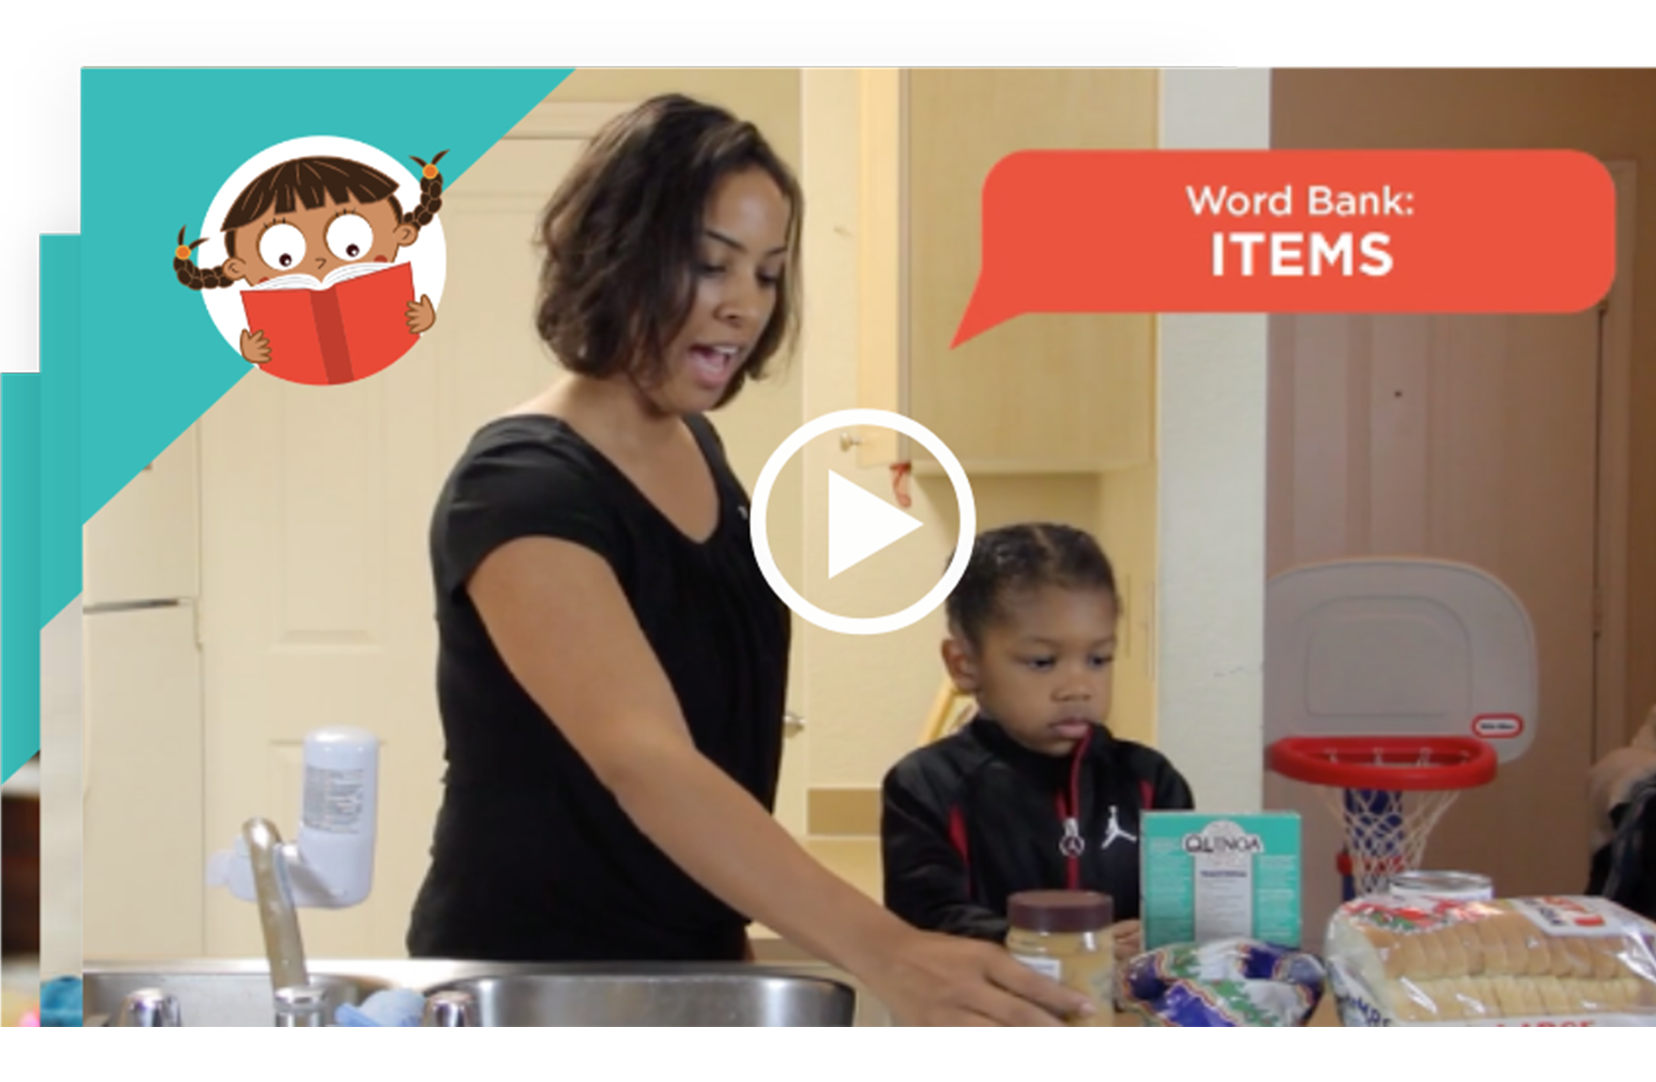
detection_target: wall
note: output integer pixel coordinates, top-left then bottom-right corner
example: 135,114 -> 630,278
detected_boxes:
1098,462 -> 1158,747
1154,69 -> 1274,812
1270,68 -> 1656,743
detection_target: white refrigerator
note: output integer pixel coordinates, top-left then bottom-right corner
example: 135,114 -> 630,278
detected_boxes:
81,426 -> 207,959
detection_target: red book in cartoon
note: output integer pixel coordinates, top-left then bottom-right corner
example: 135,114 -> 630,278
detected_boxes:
240,261 -> 420,386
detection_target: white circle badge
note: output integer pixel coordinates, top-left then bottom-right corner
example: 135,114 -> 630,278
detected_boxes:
749,409 -> 977,636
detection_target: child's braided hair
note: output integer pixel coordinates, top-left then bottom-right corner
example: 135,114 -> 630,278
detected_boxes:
944,523 -> 1120,647
174,150 -> 448,291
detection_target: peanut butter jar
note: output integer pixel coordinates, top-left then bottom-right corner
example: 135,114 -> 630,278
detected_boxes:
1006,890 -> 1116,1026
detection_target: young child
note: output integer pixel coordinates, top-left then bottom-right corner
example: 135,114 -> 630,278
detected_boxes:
881,523 -> 1195,963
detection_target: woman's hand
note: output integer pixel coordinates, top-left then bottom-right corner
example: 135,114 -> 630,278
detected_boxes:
855,927 -> 1094,1027
1110,919 -> 1142,964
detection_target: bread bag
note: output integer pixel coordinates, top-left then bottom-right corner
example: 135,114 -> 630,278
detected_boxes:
1325,894 -> 1656,1026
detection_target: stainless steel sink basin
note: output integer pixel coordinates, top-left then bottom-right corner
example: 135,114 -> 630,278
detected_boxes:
81,965 -> 395,1027
421,966 -> 858,1026
79,959 -> 880,1026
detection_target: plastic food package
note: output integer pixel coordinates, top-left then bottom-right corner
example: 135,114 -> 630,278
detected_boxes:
1116,938 -> 1327,1026
1325,894 -> 1656,1026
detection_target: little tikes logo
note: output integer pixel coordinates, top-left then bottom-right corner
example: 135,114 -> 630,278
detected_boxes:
1471,713 -> 1525,739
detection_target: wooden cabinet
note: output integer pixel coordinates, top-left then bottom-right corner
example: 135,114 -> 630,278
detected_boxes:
856,69 -> 1158,474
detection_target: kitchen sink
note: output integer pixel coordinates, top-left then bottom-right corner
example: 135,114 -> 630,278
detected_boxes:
420,966 -> 859,1027
79,959 -> 878,1026
82,965 -> 395,1027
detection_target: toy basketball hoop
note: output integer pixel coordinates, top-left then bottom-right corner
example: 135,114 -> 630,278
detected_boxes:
1264,558 -> 1538,901
1267,734 -> 1498,899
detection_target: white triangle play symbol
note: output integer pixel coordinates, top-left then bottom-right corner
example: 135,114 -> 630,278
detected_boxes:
827,469 -> 924,579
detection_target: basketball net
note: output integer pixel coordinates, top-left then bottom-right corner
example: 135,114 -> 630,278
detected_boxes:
1316,784 -> 1463,898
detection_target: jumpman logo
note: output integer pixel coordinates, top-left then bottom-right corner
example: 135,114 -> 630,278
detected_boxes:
1100,806 -> 1137,851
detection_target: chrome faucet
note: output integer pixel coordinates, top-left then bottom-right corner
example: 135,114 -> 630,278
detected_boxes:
273,984 -> 331,1027
113,989 -> 183,1027
421,990 -> 480,1026
242,818 -> 311,997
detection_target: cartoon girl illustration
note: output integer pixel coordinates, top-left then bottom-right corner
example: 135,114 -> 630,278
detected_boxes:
173,149 -> 447,384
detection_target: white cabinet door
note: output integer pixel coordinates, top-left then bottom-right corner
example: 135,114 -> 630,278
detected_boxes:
81,604 -> 204,960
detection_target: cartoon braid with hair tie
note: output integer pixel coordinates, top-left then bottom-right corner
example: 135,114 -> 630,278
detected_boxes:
175,150 -> 447,369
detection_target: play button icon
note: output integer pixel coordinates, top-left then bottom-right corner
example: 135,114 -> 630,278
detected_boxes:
827,469 -> 923,578
749,408 -> 977,636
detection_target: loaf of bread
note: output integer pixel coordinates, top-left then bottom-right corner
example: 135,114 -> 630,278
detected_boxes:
1325,895 -> 1656,1025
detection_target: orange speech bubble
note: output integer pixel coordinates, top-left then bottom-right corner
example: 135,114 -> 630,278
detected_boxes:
953,149 -> 1616,347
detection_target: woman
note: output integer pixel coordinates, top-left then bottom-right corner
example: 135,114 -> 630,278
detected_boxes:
406,94 -> 1090,1026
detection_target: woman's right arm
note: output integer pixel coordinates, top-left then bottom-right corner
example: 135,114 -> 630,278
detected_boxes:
467,534 -> 1096,1026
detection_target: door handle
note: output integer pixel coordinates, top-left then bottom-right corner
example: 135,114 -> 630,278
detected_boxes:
783,712 -> 805,737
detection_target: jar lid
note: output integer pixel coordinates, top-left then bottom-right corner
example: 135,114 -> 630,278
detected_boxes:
1388,870 -> 1493,902
1007,890 -> 1114,933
